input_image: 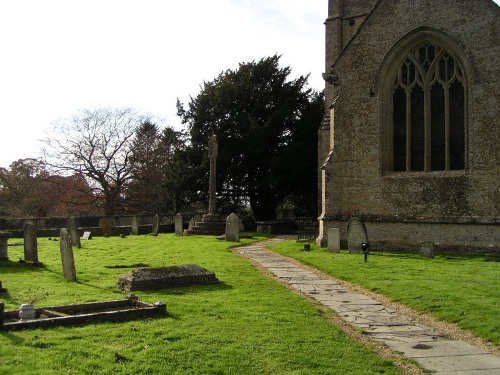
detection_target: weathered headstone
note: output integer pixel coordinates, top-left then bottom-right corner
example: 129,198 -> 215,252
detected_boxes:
82,231 -> 92,240
188,218 -> 195,231
174,213 -> 183,236
24,221 -> 39,263
60,228 -> 77,281
327,228 -> 341,253
131,215 -> 139,235
346,217 -> 368,254
420,242 -> 435,258
225,213 -> 240,242
68,217 -> 81,248
0,231 -> 11,261
99,217 -> 113,237
152,214 -> 160,236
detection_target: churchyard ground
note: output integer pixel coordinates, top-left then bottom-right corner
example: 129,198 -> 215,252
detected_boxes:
1,234 -> 403,375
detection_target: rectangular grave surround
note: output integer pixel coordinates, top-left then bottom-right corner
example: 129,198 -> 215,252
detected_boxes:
0,295 -> 166,330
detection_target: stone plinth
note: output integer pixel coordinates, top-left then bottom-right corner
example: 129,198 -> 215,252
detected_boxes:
185,214 -> 225,236
116,265 -> 219,292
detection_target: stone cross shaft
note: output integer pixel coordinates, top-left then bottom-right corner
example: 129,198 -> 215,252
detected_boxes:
208,134 -> 218,215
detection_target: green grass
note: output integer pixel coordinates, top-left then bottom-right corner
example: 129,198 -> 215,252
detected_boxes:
1,235 -> 402,375
267,241 -> 500,345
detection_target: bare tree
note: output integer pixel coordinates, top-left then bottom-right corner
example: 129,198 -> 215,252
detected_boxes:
42,107 -> 149,215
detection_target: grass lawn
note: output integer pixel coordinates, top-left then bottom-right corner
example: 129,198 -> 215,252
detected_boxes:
267,241 -> 500,346
1,235 -> 403,375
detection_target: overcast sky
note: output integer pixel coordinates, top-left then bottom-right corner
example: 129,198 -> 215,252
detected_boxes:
0,1 -> 498,169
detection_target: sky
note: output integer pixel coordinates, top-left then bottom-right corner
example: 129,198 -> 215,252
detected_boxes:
1,1 -> 499,169
0,0 -> 326,169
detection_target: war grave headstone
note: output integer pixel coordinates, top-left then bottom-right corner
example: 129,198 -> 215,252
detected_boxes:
346,217 -> 368,254
68,217 -> 81,248
225,213 -> 240,242
99,217 -> 113,237
82,231 -> 92,240
60,228 -> 77,281
24,221 -> 40,264
116,264 -> 219,292
327,228 -> 340,253
131,215 -> 139,235
151,214 -> 160,236
174,213 -> 183,236
0,231 -> 11,260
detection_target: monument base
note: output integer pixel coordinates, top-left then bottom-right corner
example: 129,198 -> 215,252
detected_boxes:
185,213 -> 225,236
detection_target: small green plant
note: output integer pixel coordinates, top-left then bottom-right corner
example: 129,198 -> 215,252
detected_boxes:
23,287 -> 49,305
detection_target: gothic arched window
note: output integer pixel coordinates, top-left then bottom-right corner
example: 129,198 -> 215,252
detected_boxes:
390,44 -> 465,172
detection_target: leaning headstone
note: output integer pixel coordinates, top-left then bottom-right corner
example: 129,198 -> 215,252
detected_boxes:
327,228 -> 341,253
225,213 -> 240,242
99,217 -> 113,237
131,215 -> 139,235
82,231 -> 92,240
68,217 -> 81,248
151,214 -> 160,236
59,228 -> 77,281
24,222 -> 39,263
174,213 -> 183,236
346,217 -> 368,254
420,242 -> 435,258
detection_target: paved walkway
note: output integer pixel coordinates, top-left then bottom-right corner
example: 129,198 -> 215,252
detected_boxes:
233,237 -> 500,375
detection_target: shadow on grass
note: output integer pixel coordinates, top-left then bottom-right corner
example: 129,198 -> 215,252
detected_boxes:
0,260 -> 47,274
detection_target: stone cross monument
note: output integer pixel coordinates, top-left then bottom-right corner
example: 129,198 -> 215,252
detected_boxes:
203,134 -> 222,222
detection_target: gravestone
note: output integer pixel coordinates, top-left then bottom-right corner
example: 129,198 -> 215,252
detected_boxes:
0,231 -> 11,261
327,228 -> 341,253
116,264 -> 219,292
174,213 -> 183,236
68,217 -> 81,248
225,213 -> 240,242
0,281 -> 7,293
82,231 -> 92,240
188,218 -> 195,231
24,222 -> 39,263
420,242 -> 435,258
152,214 -> 160,236
99,217 -> 113,237
60,228 -> 77,281
346,217 -> 368,254
131,215 -> 139,235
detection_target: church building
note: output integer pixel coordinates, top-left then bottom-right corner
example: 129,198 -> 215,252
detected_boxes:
317,0 -> 499,252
